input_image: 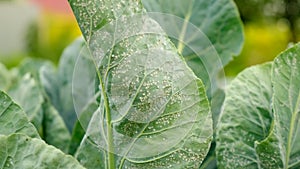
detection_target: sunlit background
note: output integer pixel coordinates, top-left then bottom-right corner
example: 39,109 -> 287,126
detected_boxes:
0,0 -> 299,76
0,0 -> 81,67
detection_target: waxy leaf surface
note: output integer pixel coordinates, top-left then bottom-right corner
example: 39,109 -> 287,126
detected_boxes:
69,0 -> 213,168
0,134 -> 84,169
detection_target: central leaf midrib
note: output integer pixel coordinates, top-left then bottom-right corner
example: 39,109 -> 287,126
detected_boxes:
101,19 -> 120,169
285,92 -> 300,168
87,41 -> 116,169
99,68 -> 115,169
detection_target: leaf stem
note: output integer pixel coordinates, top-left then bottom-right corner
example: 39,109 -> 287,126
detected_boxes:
101,77 -> 116,169
88,46 -> 116,169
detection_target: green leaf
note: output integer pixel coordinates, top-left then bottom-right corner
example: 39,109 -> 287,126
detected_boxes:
68,121 -> 86,156
0,134 -> 85,169
71,42 -> 99,119
69,52 -> 99,155
0,91 -> 39,138
10,59 -> 72,152
216,43 -> 300,168
16,40 -> 87,134
76,41 -> 212,168
10,59 -> 56,131
75,137 -> 105,169
216,63 -> 273,168
7,74 -> 44,130
142,0 -> 243,64
199,142 -> 217,169
42,101 -> 71,153
18,58 -> 54,79
142,0 -> 244,93
69,0 -> 212,168
255,44 -> 300,168
211,89 -> 225,132
41,37 -> 85,130
69,99 -> 98,155
68,0 -> 144,40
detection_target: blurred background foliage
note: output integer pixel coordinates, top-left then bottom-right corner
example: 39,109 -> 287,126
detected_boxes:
0,0 -> 299,76
0,0 -> 81,68
26,12 -> 81,64
226,0 -> 300,76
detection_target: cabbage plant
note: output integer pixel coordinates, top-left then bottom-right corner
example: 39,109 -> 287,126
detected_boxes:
1,0 -> 299,169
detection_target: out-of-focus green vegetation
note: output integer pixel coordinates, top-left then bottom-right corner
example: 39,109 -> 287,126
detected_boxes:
226,0 -> 300,76
235,0 -> 300,42
1,0 -> 300,77
225,22 -> 290,76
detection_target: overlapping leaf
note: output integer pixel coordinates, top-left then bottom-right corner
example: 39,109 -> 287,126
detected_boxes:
216,43 -> 300,168
256,44 -> 300,168
40,37 -> 85,130
42,101 -> 72,153
8,73 -> 44,130
0,91 -> 39,138
0,134 -> 85,169
69,99 -> 99,155
69,0 -> 213,168
142,0 -> 244,92
142,1 -> 244,168
9,59 -> 71,152
216,63 -> 273,168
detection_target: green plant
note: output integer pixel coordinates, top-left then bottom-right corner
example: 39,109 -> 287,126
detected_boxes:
1,0 -> 299,169
216,44 -> 300,168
